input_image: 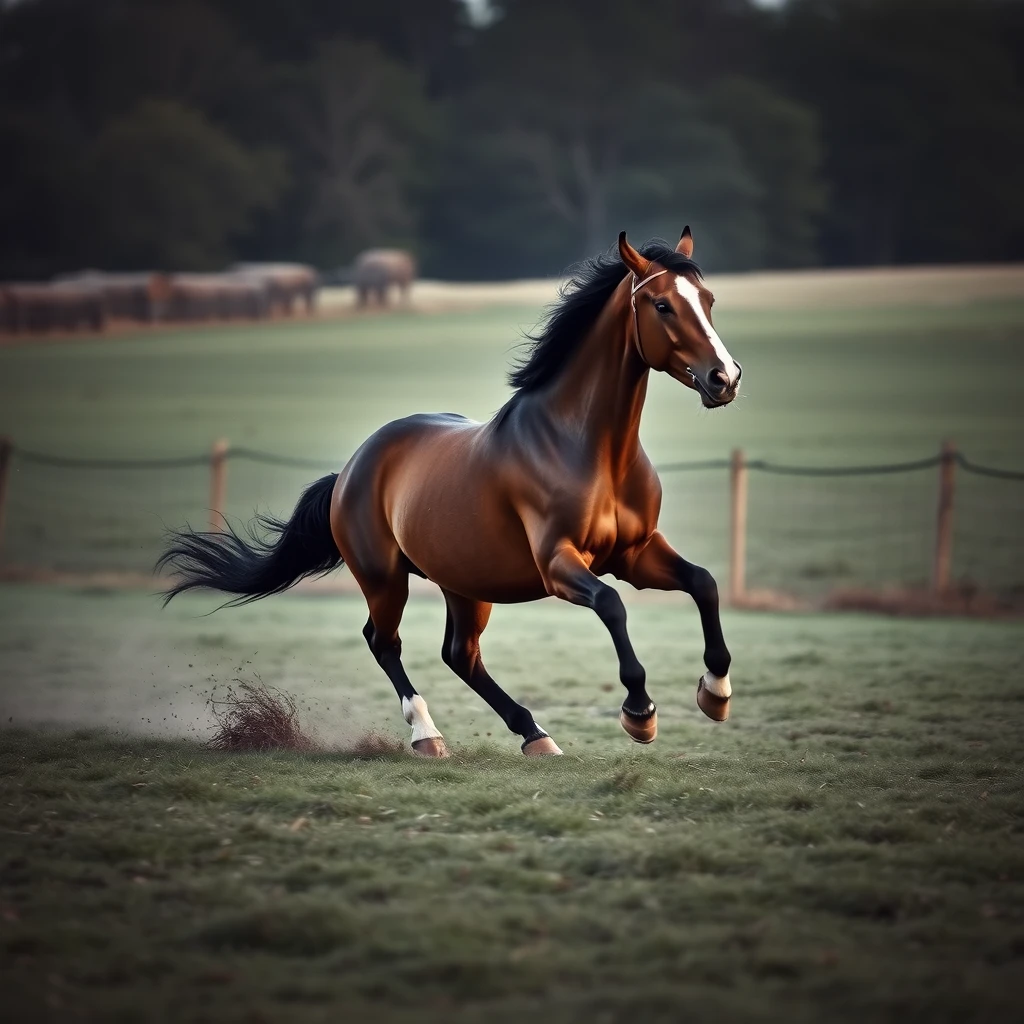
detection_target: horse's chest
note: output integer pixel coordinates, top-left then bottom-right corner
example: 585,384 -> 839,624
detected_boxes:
579,491 -> 646,565
581,501 -> 617,555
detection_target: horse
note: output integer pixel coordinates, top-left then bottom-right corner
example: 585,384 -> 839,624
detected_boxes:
55,271 -> 173,323
352,249 -> 416,307
229,263 -> 319,315
163,274 -> 271,322
159,228 -> 742,756
0,281 -> 107,333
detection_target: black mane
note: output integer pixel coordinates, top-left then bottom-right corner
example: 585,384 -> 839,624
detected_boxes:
508,239 -> 702,392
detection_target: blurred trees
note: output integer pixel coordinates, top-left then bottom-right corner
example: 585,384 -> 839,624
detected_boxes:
706,78 -> 827,269
76,101 -> 285,270
766,0 -> 1024,265
427,2 -> 768,272
280,40 -> 438,267
0,0 -> 1021,279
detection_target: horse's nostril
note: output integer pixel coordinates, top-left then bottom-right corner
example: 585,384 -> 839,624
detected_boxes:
708,368 -> 730,392
733,360 -> 743,382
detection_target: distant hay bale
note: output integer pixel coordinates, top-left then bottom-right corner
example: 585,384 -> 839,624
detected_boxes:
208,679 -> 317,753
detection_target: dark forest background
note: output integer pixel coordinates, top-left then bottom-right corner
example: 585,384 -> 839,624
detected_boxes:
2,0 -> 1023,280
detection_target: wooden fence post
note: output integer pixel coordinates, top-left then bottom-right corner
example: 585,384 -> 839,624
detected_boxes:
209,438 -> 229,532
729,447 -> 748,606
933,439 -> 956,594
0,437 -> 12,562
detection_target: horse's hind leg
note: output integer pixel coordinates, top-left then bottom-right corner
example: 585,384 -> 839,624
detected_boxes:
440,589 -> 562,756
360,573 -> 450,757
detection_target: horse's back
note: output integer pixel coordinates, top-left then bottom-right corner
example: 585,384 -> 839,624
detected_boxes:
335,412 -> 481,523
333,412 -> 544,601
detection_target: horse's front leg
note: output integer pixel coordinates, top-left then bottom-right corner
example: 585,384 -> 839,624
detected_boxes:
619,532 -> 733,722
535,539 -> 658,744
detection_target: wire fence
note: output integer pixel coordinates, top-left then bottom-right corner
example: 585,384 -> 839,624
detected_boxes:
0,437 -> 1022,607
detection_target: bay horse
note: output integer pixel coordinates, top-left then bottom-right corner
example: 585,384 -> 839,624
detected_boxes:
159,228 -> 742,756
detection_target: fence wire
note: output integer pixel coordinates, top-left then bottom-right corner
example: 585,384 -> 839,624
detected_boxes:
1,443 -> 1022,598
654,468 -> 731,584
4,461 -> 208,574
952,470 -> 1024,597
744,468 -> 936,597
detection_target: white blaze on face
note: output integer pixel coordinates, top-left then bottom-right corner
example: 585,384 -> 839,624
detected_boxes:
674,275 -> 739,383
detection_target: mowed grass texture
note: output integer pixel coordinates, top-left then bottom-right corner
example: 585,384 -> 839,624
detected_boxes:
2,586 -> 1024,1022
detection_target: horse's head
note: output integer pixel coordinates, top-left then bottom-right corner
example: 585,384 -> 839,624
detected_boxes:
619,228 -> 742,408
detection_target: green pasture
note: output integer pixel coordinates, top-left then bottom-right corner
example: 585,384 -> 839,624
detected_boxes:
1,292 -> 1024,595
1,282 -> 1023,1020
2,585 -> 1024,1022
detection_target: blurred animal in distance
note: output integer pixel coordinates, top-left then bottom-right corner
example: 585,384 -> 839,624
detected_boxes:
0,281 -> 107,333
54,271 -> 173,323
164,273 -> 271,321
229,263 -> 319,315
353,249 -> 416,307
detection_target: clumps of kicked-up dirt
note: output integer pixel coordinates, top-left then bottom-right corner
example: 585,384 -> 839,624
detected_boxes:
207,677 -> 406,757
208,678 -> 318,753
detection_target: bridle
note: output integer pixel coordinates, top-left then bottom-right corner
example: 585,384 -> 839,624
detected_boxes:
629,265 -> 668,367
629,264 -> 731,402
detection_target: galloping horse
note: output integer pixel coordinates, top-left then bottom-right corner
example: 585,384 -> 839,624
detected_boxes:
160,228 -> 742,756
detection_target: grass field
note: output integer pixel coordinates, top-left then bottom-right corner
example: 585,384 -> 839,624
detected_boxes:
1,269 -> 1023,1021
2,584 -> 1024,1022
1,270 -> 1023,595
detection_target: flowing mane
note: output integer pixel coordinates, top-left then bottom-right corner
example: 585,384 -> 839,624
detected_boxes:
508,240 -> 702,392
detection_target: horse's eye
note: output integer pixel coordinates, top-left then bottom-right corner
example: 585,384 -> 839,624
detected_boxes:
653,300 -> 671,316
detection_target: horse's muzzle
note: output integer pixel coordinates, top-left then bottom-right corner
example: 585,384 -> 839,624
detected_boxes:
697,368 -> 739,408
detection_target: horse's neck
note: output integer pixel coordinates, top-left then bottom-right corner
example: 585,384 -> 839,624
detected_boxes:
547,277 -> 648,477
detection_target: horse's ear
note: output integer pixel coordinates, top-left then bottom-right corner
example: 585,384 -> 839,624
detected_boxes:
676,225 -> 694,258
618,231 -> 647,277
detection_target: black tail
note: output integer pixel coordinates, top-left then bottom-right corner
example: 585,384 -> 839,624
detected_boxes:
157,473 -> 342,606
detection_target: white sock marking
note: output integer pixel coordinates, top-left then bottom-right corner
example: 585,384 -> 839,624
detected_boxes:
675,275 -> 739,383
701,671 -> 732,699
402,695 -> 443,743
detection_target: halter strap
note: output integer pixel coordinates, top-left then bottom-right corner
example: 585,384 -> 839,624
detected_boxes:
630,267 -> 669,366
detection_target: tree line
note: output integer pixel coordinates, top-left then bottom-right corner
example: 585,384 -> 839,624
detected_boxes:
1,0 -> 1022,281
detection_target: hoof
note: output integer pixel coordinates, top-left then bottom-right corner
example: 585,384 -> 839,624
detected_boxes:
411,736 -> 451,758
522,735 -> 563,756
696,679 -> 730,722
619,705 -> 657,744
